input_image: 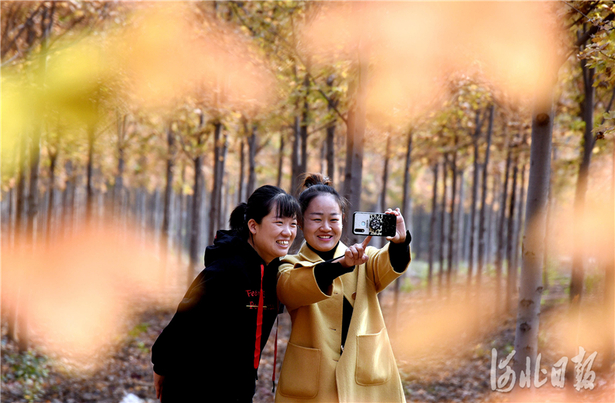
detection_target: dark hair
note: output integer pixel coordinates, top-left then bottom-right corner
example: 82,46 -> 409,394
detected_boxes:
229,185 -> 300,240
298,173 -> 348,223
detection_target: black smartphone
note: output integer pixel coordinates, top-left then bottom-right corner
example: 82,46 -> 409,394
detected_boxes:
352,212 -> 396,237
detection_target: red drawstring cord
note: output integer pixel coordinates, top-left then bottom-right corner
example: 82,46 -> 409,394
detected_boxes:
253,264 -> 279,394
254,264 -> 265,369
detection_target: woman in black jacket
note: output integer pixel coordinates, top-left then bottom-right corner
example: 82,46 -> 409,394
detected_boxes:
152,185 -> 300,402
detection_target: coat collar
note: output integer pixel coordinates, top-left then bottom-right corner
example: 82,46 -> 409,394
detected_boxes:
297,241 -> 347,263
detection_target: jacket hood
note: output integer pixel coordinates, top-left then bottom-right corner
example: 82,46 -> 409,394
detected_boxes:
204,230 -> 263,267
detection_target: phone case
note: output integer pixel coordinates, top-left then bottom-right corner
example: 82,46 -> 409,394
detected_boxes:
352,212 -> 396,237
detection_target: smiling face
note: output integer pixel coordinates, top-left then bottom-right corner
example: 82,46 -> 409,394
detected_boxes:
248,203 -> 298,264
302,194 -> 343,252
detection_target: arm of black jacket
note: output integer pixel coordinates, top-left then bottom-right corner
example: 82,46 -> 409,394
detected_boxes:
313,260 -> 355,295
388,230 -> 412,273
151,271 -> 220,376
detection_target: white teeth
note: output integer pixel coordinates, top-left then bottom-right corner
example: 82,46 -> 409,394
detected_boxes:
277,240 -> 289,245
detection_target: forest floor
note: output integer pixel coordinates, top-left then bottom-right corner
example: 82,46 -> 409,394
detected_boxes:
2,265 -> 614,403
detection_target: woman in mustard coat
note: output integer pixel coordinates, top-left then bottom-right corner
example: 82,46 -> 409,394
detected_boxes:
276,174 -> 411,403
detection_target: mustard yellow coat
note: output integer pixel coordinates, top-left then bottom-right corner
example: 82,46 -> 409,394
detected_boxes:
275,241 -> 409,403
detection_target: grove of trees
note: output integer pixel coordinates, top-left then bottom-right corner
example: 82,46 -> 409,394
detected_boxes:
1,1 -> 613,402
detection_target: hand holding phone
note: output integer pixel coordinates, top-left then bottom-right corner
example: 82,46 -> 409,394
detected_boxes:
352,212 -> 397,237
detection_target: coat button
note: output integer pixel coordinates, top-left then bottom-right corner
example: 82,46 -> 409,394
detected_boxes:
352,292 -> 356,300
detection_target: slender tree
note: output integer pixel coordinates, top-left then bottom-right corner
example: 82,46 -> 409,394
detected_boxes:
495,136 -> 512,313
428,162 -> 439,296
477,104 -> 495,287
447,133 -> 458,294
343,51 -> 368,245
506,138 -> 519,313
513,92 -> 554,378
188,112 -> 206,284
438,154 -> 448,292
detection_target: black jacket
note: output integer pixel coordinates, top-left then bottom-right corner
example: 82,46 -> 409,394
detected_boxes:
151,230 -> 281,402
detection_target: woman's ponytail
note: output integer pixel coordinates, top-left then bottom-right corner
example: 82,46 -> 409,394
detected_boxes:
229,202 -> 249,239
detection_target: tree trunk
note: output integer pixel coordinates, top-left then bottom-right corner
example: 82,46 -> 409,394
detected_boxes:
218,132 -> 228,230
402,129 -> 413,228
477,104 -> 495,287
343,54 -> 367,245
438,155 -> 448,292
570,65 -> 595,305
209,121 -> 224,245
86,126 -> 95,223
238,137 -> 245,204
277,131 -> 284,188
163,124 -> 175,238
468,109 -> 483,290
247,123 -> 257,197
543,145 -> 557,292
496,141 -> 512,314
326,74 -> 337,181
506,147 -> 519,313
176,162 -> 186,267
7,131 -> 28,343
189,115 -> 205,285
62,160 -> 74,236
291,113 -> 301,196
512,162 -> 527,304
455,169 -> 465,274
513,92 -> 554,377
380,134 -> 391,212
161,124 -> 175,275
45,151 -> 57,242
300,72 -> 310,176
20,118 -> 43,351
447,136 -> 458,294
415,206 -> 423,260
428,163 -> 439,297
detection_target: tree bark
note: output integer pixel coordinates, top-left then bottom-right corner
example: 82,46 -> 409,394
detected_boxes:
247,123 -> 257,197
496,140 -> 512,314
238,137 -> 245,204
455,169 -> 465,274
208,121 -> 224,245
114,114 -> 127,220
428,163 -> 439,297
513,92 -> 554,377
189,114 -> 206,285
438,155 -> 448,292
45,150 -> 57,242
291,113 -> 301,196
343,54 -> 367,245
85,126 -> 95,223
468,109 -> 484,290
326,74 -> 337,181
162,124 -> 175,240
447,135 -> 458,294
477,104 -> 495,287
512,162 -> 527,303
543,145 -> 557,292
277,131 -> 284,188
380,134 -> 391,211
506,146 -> 519,313
176,162 -> 186,267
300,72 -> 310,176
570,64 -> 595,305
402,129 -> 413,228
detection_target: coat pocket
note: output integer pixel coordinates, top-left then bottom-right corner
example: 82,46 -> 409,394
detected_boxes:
355,328 -> 392,386
278,342 -> 321,398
